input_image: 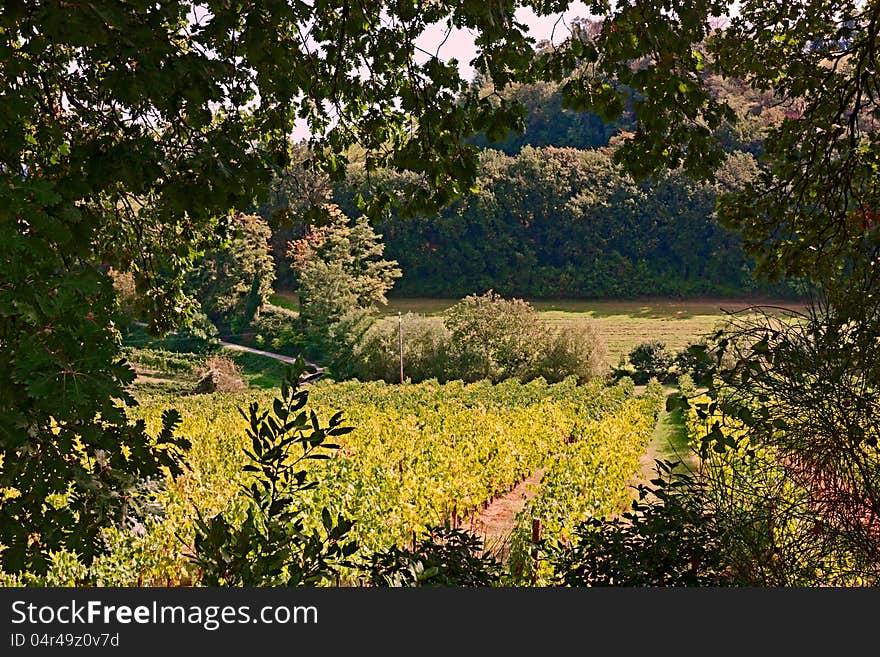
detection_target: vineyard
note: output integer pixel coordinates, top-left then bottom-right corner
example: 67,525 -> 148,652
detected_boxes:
1,375 -> 663,585
508,383 -> 664,583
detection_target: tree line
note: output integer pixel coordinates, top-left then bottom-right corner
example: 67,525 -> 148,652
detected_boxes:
356,145 -> 794,298
262,69 -> 797,300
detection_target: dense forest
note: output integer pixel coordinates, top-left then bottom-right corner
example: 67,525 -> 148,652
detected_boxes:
370,146 -> 764,298
264,72 -> 795,299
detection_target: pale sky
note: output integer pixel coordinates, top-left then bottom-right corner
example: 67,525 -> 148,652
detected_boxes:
414,2 -> 594,81
291,2 -> 593,141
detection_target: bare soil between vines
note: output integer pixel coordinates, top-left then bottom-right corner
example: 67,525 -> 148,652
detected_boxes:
462,469 -> 545,560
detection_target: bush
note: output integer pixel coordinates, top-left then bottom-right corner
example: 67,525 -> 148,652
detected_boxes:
673,340 -> 714,382
249,303 -> 303,356
547,463 -> 739,586
123,347 -> 204,374
364,525 -> 501,587
324,308 -> 377,377
157,311 -> 219,353
335,292 -> 607,385
627,341 -> 674,384
444,291 -> 542,382
531,323 -> 607,383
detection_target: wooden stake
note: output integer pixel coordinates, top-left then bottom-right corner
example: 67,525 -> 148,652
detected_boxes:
398,311 -> 404,384
532,518 -> 542,580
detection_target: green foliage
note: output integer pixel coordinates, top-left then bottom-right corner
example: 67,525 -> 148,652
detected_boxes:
468,77 -> 627,153
288,205 -> 401,364
466,42 -> 776,158
123,347 -> 205,376
354,314 -> 451,383
534,3 -> 737,181
364,525 -> 501,587
15,376 -> 630,585
676,304 -> 880,585
548,462 -> 738,586
9,0 -> 876,589
160,313 -> 220,354
188,213 -> 275,334
248,304 -> 303,357
444,291 -> 608,383
3,0 -> 548,581
445,291 -> 540,382
627,341 -> 675,384
532,322 -> 608,384
189,359 -> 357,586
290,206 -> 401,321
0,266 -> 191,574
349,292 -> 607,384
584,0 -> 880,583
674,340 -> 714,381
326,145 -> 791,299
121,314 -> 218,354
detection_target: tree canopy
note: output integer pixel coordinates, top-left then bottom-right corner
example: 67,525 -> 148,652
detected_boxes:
289,204 -> 401,331
187,212 -> 275,333
0,0 -> 539,572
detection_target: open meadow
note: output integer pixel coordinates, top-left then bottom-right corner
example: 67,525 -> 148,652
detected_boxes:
374,296 -> 805,366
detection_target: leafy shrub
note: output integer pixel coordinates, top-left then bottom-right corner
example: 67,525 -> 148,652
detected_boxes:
546,462 -> 739,586
673,340 -> 714,382
364,525 -> 501,586
155,311 -> 219,353
249,303 -> 303,356
341,293 -> 607,384
190,359 -> 357,585
321,308 -> 377,378
445,291 -> 539,382
627,341 -> 674,384
531,323 -> 608,383
353,314 -> 450,382
123,347 -> 205,375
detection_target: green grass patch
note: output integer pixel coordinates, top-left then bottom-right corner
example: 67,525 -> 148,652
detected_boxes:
269,291 -> 300,313
646,398 -> 697,474
220,348 -> 287,389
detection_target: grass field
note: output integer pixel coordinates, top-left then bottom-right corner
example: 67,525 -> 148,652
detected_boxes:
137,294 -> 805,384
380,296 -> 804,365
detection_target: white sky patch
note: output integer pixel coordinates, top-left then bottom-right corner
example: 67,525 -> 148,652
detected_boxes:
292,2 -> 593,141
413,2 -> 593,81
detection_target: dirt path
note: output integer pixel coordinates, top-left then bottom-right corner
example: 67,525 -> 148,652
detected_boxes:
217,339 -> 323,369
461,469 -> 545,558
132,322 -> 322,373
